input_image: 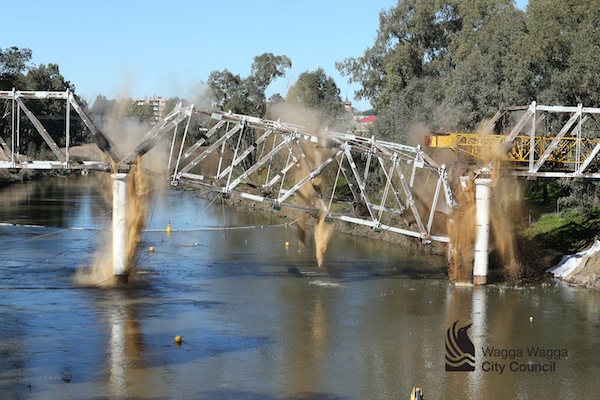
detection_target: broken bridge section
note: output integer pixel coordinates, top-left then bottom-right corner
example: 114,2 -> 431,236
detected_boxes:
0,90 -> 456,244
169,109 -> 456,243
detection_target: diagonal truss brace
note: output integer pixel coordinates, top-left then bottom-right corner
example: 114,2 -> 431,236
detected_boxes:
531,111 -> 581,173
15,97 -> 66,163
276,147 -> 343,205
176,121 -> 243,177
122,103 -> 193,165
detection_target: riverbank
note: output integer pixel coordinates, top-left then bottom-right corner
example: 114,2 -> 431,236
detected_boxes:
545,241 -> 600,291
0,168 -> 47,187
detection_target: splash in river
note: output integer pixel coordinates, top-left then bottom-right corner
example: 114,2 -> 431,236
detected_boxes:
74,158 -> 149,287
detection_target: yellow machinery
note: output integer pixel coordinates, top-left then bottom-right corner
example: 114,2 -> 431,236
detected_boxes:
425,132 -> 600,167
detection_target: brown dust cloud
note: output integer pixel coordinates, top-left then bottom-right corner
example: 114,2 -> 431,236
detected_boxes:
74,93 -> 169,287
270,102 -> 336,268
442,123 -> 523,283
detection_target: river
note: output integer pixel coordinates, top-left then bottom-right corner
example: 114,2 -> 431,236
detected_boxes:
0,175 -> 599,399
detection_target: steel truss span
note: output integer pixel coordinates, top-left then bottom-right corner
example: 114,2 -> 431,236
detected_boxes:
169,109 -> 456,243
426,101 -> 600,179
0,90 -> 456,243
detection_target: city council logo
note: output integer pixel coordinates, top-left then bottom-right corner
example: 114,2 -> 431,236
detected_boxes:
445,320 -> 475,371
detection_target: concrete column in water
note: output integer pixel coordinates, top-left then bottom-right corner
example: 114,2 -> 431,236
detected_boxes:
473,178 -> 492,285
112,173 -> 128,280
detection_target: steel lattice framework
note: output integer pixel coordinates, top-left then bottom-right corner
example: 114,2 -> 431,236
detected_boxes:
427,101 -> 600,179
0,90 -> 457,243
169,109 -> 456,243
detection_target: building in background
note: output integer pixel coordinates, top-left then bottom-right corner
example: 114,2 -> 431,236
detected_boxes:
135,96 -> 166,124
342,97 -> 354,113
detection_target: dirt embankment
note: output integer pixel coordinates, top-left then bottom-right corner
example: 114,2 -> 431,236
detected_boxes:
566,253 -> 600,290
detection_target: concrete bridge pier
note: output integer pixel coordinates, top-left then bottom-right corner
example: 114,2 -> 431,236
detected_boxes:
473,177 -> 492,285
112,173 -> 129,282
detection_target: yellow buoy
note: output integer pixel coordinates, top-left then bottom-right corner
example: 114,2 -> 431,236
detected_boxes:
167,223 -> 172,233
285,241 -> 290,247
174,335 -> 182,344
149,246 -> 155,253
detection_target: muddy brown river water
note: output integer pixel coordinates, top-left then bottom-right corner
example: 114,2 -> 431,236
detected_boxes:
0,175 -> 599,399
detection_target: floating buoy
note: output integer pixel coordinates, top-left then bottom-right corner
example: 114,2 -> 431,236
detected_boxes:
285,241 -> 290,247
166,223 -> 172,233
410,387 -> 424,400
174,335 -> 182,344
149,246 -> 155,253
529,316 -> 533,322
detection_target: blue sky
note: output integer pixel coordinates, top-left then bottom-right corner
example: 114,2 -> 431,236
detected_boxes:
3,0 -> 528,111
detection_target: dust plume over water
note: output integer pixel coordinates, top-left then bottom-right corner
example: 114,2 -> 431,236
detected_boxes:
74,159 -> 149,287
271,102 -> 335,268
294,142 -> 334,268
446,127 -> 522,283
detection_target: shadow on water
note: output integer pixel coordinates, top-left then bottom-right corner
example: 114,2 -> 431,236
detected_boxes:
212,258 -> 447,283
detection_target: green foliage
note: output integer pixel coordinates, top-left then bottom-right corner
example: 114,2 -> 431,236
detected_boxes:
286,68 -> 344,127
208,53 -> 291,118
0,46 -> 32,89
370,76 -> 445,143
556,180 -> 600,217
337,0 -> 533,145
524,0 -> 600,105
336,0 -> 463,110
251,53 -> 291,92
526,208 -> 600,254
128,102 -> 154,123
523,180 -> 567,205
0,48 -> 91,149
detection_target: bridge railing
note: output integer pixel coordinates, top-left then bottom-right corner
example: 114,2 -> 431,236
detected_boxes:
426,101 -> 600,179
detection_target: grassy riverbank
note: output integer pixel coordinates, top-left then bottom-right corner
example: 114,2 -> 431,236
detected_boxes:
517,208 -> 600,287
0,168 -> 47,187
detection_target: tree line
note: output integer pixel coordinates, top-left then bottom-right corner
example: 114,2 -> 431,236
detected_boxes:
337,0 -> 600,143
2,0 -> 599,158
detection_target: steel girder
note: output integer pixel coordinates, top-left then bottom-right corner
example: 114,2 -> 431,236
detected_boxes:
170,109 -> 455,243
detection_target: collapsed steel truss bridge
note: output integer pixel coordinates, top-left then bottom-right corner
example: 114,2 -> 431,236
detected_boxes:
0,90 -> 456,243
4,91 -> 600,246
169,108 -> 456,243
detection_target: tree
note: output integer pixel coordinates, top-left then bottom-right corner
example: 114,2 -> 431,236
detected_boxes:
208,69 -> 244,112
128,101 -> 155,123
18,63 -> 89,150
251,53 -> 291,92
371,76 -> 446,143
89,95 -> 115,128
0,46 -> 32,89
286,68 -> 345,128
523,0 -> 600,106
336,0 -> 462,110
337,0 -> 529,140
443,0 -> 529,128
208,52 -> 291,118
